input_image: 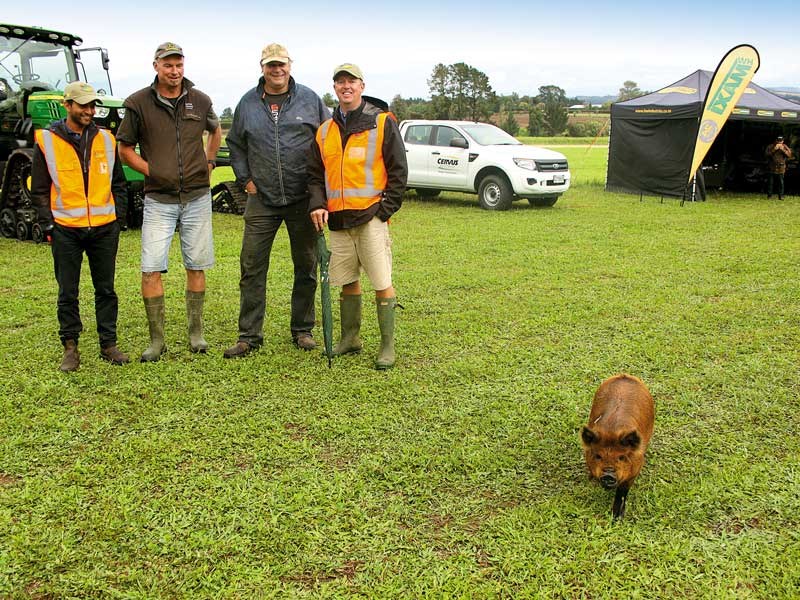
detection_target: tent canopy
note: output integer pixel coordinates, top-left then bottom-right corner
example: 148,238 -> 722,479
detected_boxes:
607,70 -> 800,199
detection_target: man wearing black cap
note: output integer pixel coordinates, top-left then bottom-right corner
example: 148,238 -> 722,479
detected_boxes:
308,63 -> 408,370
31,81 -> 129,371
765,135 -> 793,200
118,42 -> 222,361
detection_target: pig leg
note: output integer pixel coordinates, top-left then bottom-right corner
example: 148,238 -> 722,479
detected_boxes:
612,485 -> 629,520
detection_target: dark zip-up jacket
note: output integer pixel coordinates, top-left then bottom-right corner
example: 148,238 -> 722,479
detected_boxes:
227,76 -> 329,207
308,96 -> 407,230
117,77 -> 218,200
32,119 -> 127,228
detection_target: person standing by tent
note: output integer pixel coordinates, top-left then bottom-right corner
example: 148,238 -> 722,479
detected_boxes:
223,43 -> 329,359
118,42 -> 222,361
31,82 -> 130,371
308,63 -> 408,370
765,135 -> 793,200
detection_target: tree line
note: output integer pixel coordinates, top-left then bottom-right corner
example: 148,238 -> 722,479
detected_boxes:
219,65 -> 648,137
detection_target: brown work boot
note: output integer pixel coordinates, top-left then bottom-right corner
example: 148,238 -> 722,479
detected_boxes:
223,341 -> 254,359
293,333 -> 316,351
59,339 -> 80,372
100,345 -> 130,365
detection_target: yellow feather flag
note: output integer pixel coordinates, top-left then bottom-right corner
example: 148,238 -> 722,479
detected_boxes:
688,45 -> 760,183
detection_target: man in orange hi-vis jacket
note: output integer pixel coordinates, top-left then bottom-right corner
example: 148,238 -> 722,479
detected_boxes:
308,63 -> 408,370
31,81 -> 129,372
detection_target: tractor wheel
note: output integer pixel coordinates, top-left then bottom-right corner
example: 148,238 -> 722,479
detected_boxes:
31,223 -> 45,244
0,208 -> 16,238
5,153 -> 34,208
16,220 -> 30,241
212,181 -> 248,215
126,183 -> 144,229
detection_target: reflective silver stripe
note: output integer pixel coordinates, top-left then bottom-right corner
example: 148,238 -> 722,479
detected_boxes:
319,120 -> 332,144
96,129 -> 115,204
90,203 -> 115,217
52,206 -> 90,219
363,117 -> 381,191
38,130 -> 64,210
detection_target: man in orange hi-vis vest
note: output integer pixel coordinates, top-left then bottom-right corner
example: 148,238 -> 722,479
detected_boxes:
308,63 -> 408,370
31,81 -> 129,372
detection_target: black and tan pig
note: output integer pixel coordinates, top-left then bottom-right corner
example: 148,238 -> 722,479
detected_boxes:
581,374 -> 654,519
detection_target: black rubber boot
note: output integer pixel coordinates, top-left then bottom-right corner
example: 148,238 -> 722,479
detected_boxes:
375,297 -> 397,370
141,296 -> 167,362
186,290 -> 208,353
333,294 -> 363,356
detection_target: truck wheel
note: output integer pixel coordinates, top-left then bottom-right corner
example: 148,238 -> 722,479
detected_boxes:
416,188 -> 441,199
529,196 -> 558,207
0,208 -> 16,238
126,182 -> 144,229
478,174 -> 513,211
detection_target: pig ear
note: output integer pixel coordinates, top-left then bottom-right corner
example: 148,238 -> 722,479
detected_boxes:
620,431 -> 641,448
581,427 -> 597,445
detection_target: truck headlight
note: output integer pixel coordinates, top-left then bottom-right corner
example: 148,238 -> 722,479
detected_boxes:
95,106 -> 110,118
117,108 -> 126,119
513,158 -> 536,171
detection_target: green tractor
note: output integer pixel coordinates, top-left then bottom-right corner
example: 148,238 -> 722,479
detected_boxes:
0,23 -> 144,241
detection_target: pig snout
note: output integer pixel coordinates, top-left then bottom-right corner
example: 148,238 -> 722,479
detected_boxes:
599,469 -> 617,489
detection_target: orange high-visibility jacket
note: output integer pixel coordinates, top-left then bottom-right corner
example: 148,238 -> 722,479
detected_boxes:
315,112 -> 390,212
34,128 -> 117,228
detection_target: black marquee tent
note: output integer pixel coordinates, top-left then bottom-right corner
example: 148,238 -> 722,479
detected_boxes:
606,70 -> 800,199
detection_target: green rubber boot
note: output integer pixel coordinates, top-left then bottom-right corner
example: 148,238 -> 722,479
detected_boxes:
186,290 -> 208,353
333,294 -> 363,356
141,296 -> 167,362
375,297 -> 397,370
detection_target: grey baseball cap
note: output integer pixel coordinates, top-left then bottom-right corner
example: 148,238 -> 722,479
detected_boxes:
154,42 -> 184,60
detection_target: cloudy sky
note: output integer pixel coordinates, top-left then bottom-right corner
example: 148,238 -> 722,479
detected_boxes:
4,0 -> 798,111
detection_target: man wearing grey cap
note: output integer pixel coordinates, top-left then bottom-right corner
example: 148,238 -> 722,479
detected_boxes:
765,135 -> 793,200
31,81 -> 129,371
118,42 -> 222,361
308,63 -> 408,370
223,43 -> 330,358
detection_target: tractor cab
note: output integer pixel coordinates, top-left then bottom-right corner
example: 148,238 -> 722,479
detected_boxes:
0,24 -> 140,241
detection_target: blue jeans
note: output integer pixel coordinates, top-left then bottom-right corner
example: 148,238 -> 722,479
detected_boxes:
141,192 -> 214,272
236,197 -> 317,345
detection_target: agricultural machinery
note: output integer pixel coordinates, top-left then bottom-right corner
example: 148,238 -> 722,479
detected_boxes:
0,23 -> 145,241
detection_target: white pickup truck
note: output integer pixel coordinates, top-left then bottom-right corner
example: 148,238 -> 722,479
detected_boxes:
400,120 -> 570,210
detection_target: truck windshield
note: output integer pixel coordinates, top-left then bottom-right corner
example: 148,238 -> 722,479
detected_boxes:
0,35 -> 78,93
460,123 -> 522,146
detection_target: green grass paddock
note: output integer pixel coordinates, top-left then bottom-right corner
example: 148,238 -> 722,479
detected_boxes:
1,150 -> 799,597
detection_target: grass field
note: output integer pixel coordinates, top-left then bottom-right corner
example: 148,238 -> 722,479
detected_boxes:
1,146 -> 799,598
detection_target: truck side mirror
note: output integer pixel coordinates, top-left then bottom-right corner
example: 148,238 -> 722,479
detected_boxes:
450,137 -> 468,149
101,49 -> 110,70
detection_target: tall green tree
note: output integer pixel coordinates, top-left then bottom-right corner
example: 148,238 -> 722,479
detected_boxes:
220,107 -> 233,120
427,62 -> 494,121
617,80 -> 644,101
427,63 -> 451,119
537,85 -> 568,136
322,92 -> 337,109
499,111 -> 520,136
389,94 -> 409,122
527,105 -> 546,136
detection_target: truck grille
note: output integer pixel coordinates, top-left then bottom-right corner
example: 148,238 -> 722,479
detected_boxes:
535,159 -> 568,172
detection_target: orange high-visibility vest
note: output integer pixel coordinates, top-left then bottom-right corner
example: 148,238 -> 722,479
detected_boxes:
316,112 -> 391,212
34,128 -> 117,228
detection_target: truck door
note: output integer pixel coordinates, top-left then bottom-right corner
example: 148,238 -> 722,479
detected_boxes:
428,125 -> 469,188
402,124 -> 433,186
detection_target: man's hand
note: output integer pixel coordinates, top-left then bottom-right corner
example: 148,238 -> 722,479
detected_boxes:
310,208 -> 328,232
244,180 -> 257,195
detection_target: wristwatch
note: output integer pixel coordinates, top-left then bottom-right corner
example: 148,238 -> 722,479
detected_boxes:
207,159 -> 217,168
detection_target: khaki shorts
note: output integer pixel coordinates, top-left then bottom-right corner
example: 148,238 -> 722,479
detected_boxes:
329,216 -> 393,290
